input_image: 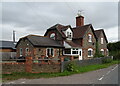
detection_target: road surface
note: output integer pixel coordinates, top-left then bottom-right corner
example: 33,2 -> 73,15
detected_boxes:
3,64 -> 119,85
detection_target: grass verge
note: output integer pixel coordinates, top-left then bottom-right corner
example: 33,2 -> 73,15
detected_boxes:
2,60 -> 119,82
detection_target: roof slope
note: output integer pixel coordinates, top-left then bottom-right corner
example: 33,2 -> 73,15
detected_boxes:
16,35 -> 64,48
0,41 -> 16,49
95,29 -> 108,43
65,40 -> 81,48
72,24 -> 96,39
44,24 -> 71,38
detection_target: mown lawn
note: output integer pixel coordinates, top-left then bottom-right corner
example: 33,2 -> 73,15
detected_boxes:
2,60 -> 119,82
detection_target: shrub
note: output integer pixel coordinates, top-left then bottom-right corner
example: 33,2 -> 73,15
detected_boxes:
66,61 -> 79,72
94,53 -> 104,58
102,58 -> 113,64
113,51 -> 120,60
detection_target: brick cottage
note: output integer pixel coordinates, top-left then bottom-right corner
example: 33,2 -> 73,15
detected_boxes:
16,14 -> 108,60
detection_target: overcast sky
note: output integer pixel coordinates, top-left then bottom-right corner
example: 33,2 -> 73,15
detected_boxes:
1,2 -> 118,42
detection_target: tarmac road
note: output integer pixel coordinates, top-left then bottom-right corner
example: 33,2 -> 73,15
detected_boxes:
4,64 -> 119,85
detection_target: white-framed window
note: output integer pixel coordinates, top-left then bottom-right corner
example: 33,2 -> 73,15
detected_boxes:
72,48 -> 78,55
46,48 -> 54,57
64,48 -> 71,55
50,33 -> 55,40
64,48 -> 79,55
100,49 -> 104,55
88,34 -> 92,42
67,32 -> 72,40
88,48 -> 93,57
26,48 -> 29,56
20,48 -> 23,56
101,38 -> 104,44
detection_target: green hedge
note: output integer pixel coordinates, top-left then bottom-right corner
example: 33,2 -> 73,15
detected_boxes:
102,58 -> 113,64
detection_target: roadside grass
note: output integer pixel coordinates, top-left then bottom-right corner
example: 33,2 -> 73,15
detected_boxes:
2,60 -> 119,82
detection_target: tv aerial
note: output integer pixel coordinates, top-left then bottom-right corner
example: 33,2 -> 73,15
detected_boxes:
77,10 -> 84,16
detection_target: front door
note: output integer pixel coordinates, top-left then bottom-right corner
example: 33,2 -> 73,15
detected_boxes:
79,49 -> 82,60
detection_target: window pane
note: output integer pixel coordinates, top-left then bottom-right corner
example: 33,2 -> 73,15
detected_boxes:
64,49 -> 71,54
88,50 -> 92,56
88,34 -> 92,42
101,51 -> 104,55
101,38 -> 103,44
47,49 -> 50,56
72,51 -> 78,54
20,48 -> 22,56
51,49 -> 53,56
88,50 -> 91,56
79,51 -> 81,56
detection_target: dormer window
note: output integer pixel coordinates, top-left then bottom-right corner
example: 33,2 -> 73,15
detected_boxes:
50,33 -> 55,40
67,32 -> 72,39
63,27 -> 72,40
88,34 -> 92,42
101,38 -> 103,44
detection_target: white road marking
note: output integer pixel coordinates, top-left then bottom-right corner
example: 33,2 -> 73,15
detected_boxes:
98,77 -> 104,81
8,82 -> 15,84
106,71 -> 111,75
97,65 -> 118,82
21,81 -> 25,84
112,65 -> 118,71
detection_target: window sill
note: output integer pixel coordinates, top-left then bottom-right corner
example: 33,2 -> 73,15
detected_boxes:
88,56 -> 93,58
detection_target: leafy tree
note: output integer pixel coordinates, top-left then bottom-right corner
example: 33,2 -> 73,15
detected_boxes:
107,41 -> 120,60
94,41 -> 104,58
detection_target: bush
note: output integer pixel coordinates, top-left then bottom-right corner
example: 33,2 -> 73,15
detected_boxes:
102,58 -> 113,64
66,61 -> 79,72
113,51 -> 120,60
94,53 -> 104,58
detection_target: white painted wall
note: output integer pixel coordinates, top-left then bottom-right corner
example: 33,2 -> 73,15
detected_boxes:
63,28 -> 73,40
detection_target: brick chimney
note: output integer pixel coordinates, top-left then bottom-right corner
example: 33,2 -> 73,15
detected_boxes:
76,15 -> 84,27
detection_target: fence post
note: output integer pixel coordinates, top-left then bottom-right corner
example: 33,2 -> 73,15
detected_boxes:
60,57 -> 64,72
70,56 -> 74,61
26,57 -> 32,73
41,55 -> 45,64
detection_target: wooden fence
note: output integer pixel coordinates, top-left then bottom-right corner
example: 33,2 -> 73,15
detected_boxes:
0,52 -> 16,60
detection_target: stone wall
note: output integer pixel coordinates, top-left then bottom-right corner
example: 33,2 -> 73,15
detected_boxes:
82,28 -> 96,59
32,63 -> 61,73
97,32 -> 108,56
2,63 -> 25,73
2,57 -> 62,74
61,56 -> 113,72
